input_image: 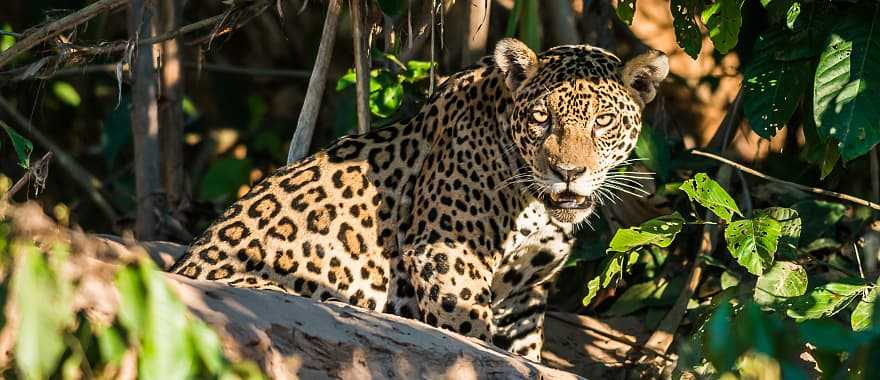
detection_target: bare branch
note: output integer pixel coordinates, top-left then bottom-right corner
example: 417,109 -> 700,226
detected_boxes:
286,0 -> 342,164
0,151 -> 53,203
692,150 -> 880,212
0,0 -> 128,69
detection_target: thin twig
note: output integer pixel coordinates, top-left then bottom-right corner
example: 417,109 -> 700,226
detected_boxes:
1,152 -> 53,203
692,150 -> 880,211
0,0 -> 128,69
0,97 -> 118,220
1,61 -> 310,80
286,0 -> 341,163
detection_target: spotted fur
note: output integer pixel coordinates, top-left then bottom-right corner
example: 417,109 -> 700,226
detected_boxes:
171,39 -> 667,362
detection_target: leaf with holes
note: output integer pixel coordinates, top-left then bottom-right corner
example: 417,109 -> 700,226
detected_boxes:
671,0 -> 703,59
785,279 -> 869,321
724,215 -> 781,276
813,4 -> 880,161
755,207 -> 801,259
743,30 -> 811,139
754,261 -> 808,306
616,0 -> 637,25
852,287 -> 879,331
607,212 -> 684,253
702,0 -> 744,54
680,173 -> 742,222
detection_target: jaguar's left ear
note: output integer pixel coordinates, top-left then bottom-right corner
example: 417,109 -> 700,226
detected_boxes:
621,50 -> 669,107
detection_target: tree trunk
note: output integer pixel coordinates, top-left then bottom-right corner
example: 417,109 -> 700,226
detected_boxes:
461,0 -> 491,65
287,0 -> 343,164
129,0 -> 165,240
351,0 -> 372,134
157,0 -> 187,223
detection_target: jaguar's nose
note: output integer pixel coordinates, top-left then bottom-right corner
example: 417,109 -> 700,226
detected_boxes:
549,164 -> 586,182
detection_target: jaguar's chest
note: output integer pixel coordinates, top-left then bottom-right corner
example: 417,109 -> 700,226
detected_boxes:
491,199 -> 574,302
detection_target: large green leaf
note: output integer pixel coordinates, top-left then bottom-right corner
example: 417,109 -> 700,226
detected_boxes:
607,212 -> 684,253
704,302 -> 741,371
199,158 -> 252,202
671,0 -> 703,59
680,173 -> 742,222
813,4 -> 880,161
852,287 -> 879,331
616,0 -> 636,25
785,279 -> 869,321
755,207 -> 801,259
742,30 -> 810,138
701,0 -> 744,54
13,245 -> 73,379
791,200 -> 846,246
1,24 -> 15,52
724,215 -> 782,276
799,319 -> 869,352
139,261 -> 194,379
754,261 -> 808,306
634,124 -> 671,180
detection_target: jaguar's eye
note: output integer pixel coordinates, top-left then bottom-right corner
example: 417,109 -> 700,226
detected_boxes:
595,113 -> 615,128
530,109 -> 549,124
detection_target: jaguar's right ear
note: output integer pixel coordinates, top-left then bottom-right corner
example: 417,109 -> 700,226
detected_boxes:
494,38 -> 539,94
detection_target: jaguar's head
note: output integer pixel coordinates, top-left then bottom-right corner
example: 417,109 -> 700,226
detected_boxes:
495,38 -> 668,224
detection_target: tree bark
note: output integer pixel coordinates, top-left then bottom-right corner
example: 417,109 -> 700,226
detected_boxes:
461,0 -> 491,65
351,0 -> 372,134
157,0 -> 187,222
287,0 -> 343,164
129,0 -> 165,240
545,0 -> 579,45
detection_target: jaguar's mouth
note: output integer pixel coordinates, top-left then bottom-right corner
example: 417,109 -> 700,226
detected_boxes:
545,190 -> 593,209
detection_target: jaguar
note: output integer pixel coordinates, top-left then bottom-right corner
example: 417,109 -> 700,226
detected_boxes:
171,38 -> 668,362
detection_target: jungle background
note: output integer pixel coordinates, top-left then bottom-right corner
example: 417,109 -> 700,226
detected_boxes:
1,0 -> 880,379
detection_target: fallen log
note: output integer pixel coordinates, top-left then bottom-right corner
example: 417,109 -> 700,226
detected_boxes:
4,202 -> 582,379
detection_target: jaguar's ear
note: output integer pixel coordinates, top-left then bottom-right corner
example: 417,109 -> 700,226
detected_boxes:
494,38 -> 539,94
621,49 -> 669,107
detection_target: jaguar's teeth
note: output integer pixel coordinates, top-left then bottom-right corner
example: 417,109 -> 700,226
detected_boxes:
574,195 -> 586,204
549,192 -> 560,202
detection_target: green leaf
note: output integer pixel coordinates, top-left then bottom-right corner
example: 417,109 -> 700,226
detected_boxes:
616,0 -> 636,25
335,69 -> 357,91
115,265 -> 147,338
12,244 -> 72,379
607,212 -> 684,253
785,2 -> 800,29
800,319 -> 869,352
189,320 -> 227,373
52,81 -> 81,107
791,200 -> 846,246
724,215 -> 782,276
742,30 -> 810,138
813,4 -> 880,161
519,0 -> 541,52
721,270 -> 741,290
607,277 -> 676,316
701,0 -> 744,54
1,24 -> 15,52
680,173 -> 742,222
95,324 -> 127,364
376,0 -> 405,18
755,207 -> 801,259
583,251 -> 641,306
634,124 -> 671,180
1,120 -> 33,169
704,302 -> 740,371
199,158 -> 252,202
139,262 -> 194,379
785,279 -> 869,321
852,287 -> 879,331
671,0 -> 703,59
754,261 -> 808,306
